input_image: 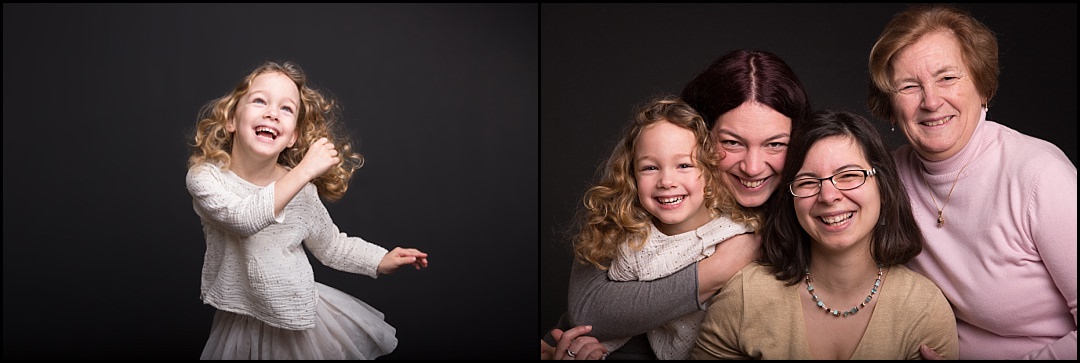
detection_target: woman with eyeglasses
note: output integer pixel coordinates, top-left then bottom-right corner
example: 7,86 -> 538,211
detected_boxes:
691,109 -> 958,359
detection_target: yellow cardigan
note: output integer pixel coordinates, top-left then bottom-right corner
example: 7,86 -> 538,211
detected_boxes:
691,262 -> 958,360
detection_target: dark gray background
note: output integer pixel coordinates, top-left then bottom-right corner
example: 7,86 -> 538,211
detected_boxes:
3,4 -> 536,359
541,3 -> 1075,341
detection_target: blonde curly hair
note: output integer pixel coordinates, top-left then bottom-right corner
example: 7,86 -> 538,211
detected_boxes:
573,96 -> 760,270
187,61 -> 364,202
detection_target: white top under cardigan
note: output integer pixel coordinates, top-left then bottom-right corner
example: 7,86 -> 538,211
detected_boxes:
608,216 -> 751,282
186,162 -> 388,330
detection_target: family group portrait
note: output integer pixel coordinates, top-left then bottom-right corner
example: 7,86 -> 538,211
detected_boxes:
541,3 -> 1075,360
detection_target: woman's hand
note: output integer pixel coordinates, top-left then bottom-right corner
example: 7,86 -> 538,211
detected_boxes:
548,325 -> 608,360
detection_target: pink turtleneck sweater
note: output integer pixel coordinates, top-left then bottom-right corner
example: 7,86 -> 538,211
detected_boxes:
893,115 -> 1077,360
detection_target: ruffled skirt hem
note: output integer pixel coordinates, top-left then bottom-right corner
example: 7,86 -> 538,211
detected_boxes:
200,282 -> 397,360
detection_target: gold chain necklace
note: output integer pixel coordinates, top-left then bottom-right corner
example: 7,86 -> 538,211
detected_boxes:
918,160 -> 971,227
804,264 -> 883,317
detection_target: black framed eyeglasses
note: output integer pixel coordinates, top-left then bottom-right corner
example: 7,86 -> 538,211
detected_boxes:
788,168 -> 877,198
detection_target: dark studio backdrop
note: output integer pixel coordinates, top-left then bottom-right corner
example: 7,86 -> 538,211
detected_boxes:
541,3 -> 1076,340
3,4 -> 536,360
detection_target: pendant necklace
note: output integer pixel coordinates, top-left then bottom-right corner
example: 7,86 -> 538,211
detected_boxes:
918,159 -> 972,227
804,264 -> 883,317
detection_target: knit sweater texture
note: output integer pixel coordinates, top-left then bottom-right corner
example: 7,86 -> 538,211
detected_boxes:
895,117 -> 1077,359
605,216 -> 751,359
186,162 -> 388,330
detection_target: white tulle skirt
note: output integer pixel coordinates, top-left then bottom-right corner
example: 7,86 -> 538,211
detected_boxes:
200,282 -> 397,360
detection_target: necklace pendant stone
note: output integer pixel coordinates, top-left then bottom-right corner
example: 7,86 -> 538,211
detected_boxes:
937,213 -> 944,227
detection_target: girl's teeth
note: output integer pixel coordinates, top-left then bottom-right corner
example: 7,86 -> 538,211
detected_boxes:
658,196 -> 684,204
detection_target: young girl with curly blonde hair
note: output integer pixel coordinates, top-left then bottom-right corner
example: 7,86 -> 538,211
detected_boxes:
564,96 -> 760,360
186,61 -> 429,359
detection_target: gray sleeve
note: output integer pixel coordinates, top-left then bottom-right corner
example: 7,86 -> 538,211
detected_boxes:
565,260 -> 701,340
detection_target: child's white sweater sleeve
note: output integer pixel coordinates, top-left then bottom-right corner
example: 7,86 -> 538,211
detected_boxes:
299,185 -> 389,278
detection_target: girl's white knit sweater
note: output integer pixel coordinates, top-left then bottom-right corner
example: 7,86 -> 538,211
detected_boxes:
186,162 -> 388,330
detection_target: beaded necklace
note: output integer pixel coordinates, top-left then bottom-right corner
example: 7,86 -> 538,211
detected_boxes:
804,263 -> 883,317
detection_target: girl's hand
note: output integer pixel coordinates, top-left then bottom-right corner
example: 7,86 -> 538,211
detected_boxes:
378,247 -> 429,274
295,137 -> 340,181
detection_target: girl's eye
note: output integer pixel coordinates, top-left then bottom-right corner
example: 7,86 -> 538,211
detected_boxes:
281,106 -> 293,113
253,98 -> 266,104
640,165 -> 658,171
678,163 -> 695,169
